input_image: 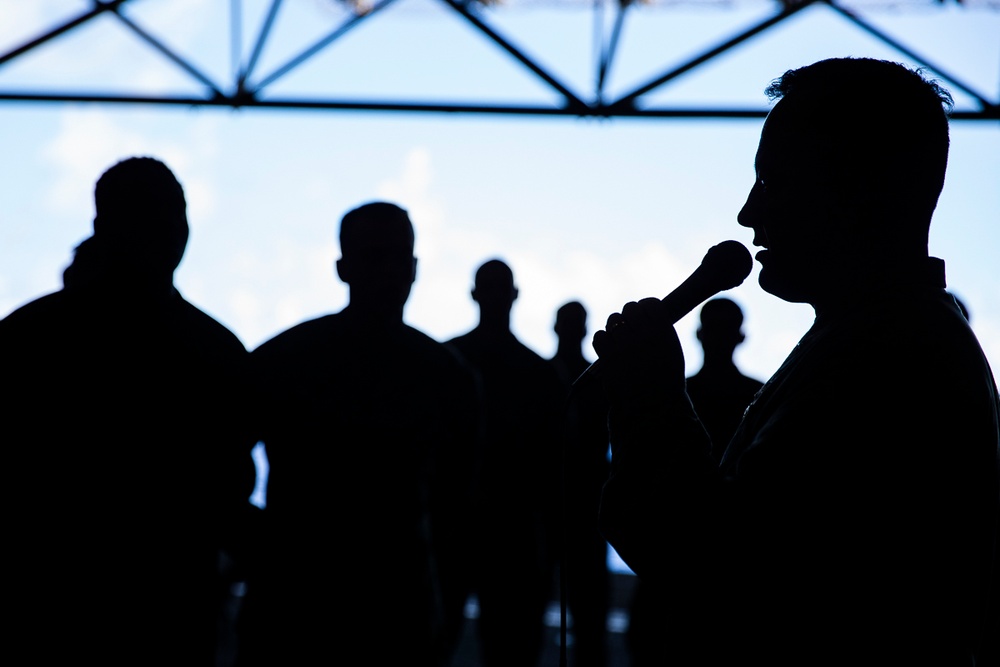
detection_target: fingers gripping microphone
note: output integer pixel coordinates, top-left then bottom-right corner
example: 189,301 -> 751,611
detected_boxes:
576,240 -> 753,385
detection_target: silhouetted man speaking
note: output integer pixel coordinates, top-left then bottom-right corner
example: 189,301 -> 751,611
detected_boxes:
594,58 -> 999,666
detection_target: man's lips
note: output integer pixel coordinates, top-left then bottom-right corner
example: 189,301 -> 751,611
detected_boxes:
755,249 -> 770,262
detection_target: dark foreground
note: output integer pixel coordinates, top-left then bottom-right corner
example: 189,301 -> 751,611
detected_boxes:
448,572 -> 637,667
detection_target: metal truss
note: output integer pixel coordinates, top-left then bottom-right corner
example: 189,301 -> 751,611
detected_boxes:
0,0 -> 997,120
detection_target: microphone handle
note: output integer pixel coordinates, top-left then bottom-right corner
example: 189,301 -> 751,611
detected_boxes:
573,240 -> 752,387
573,264 -> 721,386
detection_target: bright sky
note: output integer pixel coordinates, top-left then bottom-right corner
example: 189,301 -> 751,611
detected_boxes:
2,0 -> 998,389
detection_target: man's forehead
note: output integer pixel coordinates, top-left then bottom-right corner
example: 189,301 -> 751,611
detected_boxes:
759,102 -> 799,150
343,218 -> 413,251
756,101 -> 835,173
349,233 -> 412,254
475,260 -> 514,288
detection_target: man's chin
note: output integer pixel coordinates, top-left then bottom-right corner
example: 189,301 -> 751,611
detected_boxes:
758,268 -> 811,304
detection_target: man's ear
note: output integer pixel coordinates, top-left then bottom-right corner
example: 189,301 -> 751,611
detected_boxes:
336,257 -> 349,284
410,257 -> 418,283
512,286 -> 519,302
471,287 -> 479,304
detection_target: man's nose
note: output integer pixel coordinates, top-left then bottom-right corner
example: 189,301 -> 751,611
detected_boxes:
737,183 -> 761,229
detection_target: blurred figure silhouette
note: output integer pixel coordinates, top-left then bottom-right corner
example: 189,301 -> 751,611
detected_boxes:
446,259 -> 564,667
0,156 -> 257,666
954,293 -> 1000,667
627,297 -> 763,666
549,301 -> 611,667
594,58 -> 999,665
684,298 -> 764,466
239,202 -> 480,667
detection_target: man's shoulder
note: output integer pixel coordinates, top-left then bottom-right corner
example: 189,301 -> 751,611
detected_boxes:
0,291 -> 74,347
446,329 -> 555,371
850,288 -> 986,371
513,335 -> 557,369
174,294 -> 247,353
252,313 -> 340,357
1,290 -> 68,323
444,329 -> 474,348
401,322 -> 449,351
442,329 -> 482,363
775,288 -> 997,431
505,338 -> 564,398
403,324 -> 478,378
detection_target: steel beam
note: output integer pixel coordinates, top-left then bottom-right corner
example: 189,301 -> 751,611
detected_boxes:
0,0 -> 996,121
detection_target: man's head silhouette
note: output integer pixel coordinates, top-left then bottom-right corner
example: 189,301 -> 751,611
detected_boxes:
737,58 -> 952,307
472,259 -> 518,325
336,201 -> 417,322
92,156 -> 189,277
554,301 -> 587,348
696,298 -> 745,361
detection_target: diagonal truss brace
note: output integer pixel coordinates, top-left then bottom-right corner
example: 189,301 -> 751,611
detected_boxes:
0,0 -> 995,120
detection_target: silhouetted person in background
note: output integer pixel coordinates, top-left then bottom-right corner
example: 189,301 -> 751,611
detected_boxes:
593,58 -> 999,665
685,297 -> 764,466
627,297 -> 763,666
549,301 -> 611,667
0,156 -> 256,666
239,202 -> 480,667
948,290 -> 1000,667
446,259 -> 564,667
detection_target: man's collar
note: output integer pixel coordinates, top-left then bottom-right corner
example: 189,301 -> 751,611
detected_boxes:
813,256 -> 946,320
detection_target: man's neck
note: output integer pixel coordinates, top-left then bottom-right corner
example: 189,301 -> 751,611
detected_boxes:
476,311 -> 512,337
810,252 -> 934,317
554,341 -> 586,364
698,354 -> 739,374
342,302 -> 405,329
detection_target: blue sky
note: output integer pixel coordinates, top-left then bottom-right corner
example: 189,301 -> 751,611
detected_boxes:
1,0 -> 998,387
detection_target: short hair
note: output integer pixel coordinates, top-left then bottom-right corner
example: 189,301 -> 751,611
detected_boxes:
474,259 -> 514,290
555,300 -> 587,339
339,202 -> 414,255
699,298 -> 744,333
94,156 -> 186,222
764,58 -> 952,220
556,300 -> 587,324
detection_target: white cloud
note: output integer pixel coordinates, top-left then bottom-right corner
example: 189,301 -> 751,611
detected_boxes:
39,108 -> 222,222
376,146 -> 446,262
0,1 -> 74,46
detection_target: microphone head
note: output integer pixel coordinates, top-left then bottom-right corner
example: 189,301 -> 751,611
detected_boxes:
702,240 -> 753,291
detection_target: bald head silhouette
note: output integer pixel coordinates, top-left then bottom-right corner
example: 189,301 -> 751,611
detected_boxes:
696,298 -> 746,362
555,301 -> 587,346
471,259 -> 518,334
336,201 -> 417,324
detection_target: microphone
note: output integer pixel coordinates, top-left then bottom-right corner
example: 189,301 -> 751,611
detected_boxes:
575,240 -> 753,385
653,239 -> 754,323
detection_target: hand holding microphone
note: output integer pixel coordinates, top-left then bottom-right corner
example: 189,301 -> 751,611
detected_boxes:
583,241 -> 753,398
